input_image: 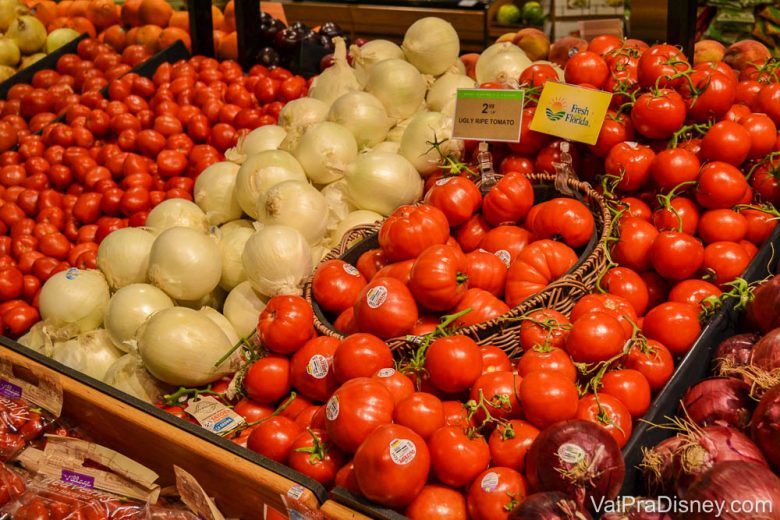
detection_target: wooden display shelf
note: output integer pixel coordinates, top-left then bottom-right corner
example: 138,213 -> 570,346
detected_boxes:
279,1 -> 489,52
0,344 -> 323,520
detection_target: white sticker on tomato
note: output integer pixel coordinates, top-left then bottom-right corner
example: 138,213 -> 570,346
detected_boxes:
494,249 -> 511,268
376,368 -> 395,378
558,443 -> 586,465
343,264 -> 360,276
366,286 -> 388,309
435,177 -> 452,186
480,471 -> 499,492
389,438 -> 416,465
306,354 -> 330,379
325,396 -> 339,420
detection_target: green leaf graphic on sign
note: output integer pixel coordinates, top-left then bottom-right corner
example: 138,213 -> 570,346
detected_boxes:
545,108 -> 566,121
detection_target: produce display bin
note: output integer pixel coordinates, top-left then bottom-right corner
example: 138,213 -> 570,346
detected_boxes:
619,223 -> 780,497
0,339 -> 330,519
0,34 -> 88,100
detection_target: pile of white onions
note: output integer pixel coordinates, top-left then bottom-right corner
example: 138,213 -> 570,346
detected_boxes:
31,16 -> 543,404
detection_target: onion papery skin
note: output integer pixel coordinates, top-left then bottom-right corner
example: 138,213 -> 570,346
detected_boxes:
682,461 -> 780,520
681,377 -> 755,431
508,491 -> 593,520
752,383 -> 780,472
715,333 -> 760,374
525,419 -> 625,510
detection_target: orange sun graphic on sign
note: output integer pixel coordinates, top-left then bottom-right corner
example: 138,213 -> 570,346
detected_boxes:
550,97 -> 567,112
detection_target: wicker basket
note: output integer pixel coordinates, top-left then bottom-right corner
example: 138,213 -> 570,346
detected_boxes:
303,172 -> 612,360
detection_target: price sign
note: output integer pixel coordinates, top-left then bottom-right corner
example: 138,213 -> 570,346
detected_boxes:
452,89 -> 525,142
530,82 -> 612,145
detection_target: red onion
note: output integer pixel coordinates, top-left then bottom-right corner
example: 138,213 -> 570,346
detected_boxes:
681,377 -> 755,431
683,461 -> 780,519
673,425 -> 768,496
746,275 -> 780,334
752,383 -> 780,471
601,499 -> 672,520
526,420 -> 625,510
509,492 -> 593,520
641,436 -> 685,496
752,328 -> 780,372
714,333 -> 760,373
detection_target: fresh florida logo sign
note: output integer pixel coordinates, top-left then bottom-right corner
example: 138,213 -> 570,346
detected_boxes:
531,83 -> 612,145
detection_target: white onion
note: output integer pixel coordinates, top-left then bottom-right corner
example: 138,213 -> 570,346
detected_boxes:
242,225 -> 312,297
145,198 -> 209,233
51,329 -> 123,381
19,321 -> 79,357
103,353 -> 173,404
308,37 -> 360,106
371,141 -> 401,154
278,98 -> 330,153
427,72 -> 476,113
104,283 -> 173,353
345,151 -> 423,215
350,39 -> 404,85
39,269 -> 110,333
234,150 -> 305,219
295,122 -> 358,184
137,306 -> 238,386
365,59 -> 427,123
321,179 -> 356,233
217,224 -> 252,290
387,115 -> 418,143
194,161 -> 242,226
329,210 -> 383,249
220,219 -> 254,234
402,17 -> 459,76
399,111 -> 463,176
476,42 -> 532,84
147,227 -> 222,301
223,281 -> 267,338
198,306 -> 239,346
176,286 -> 227,312
328,91 -> 392,149
256,180 -> 329,245
225,125 -> 287,163
96,228 -> 155,290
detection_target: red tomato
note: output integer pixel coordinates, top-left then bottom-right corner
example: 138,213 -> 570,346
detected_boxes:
408,244 -> 468,311
651,231 -> 705,281
516,346 -> 577,382
393,392 -> 444,440
518,308 -> 570,351
625,339 -> 674,392
631,89 -> 686,139
611,217 -> 659,272
637,44 -> 689,88
312,259 -> 367,315
642,302 -> 701,355
480,345 -> 512,373
482,171 -> 534,226
519,370 -> 578,429
564,51 -> 609,88
333,333 -> 393,384
246,415 -> 301,463
576,393 -> 633,447
464,249 -> 507,297
356,249 -> 388,281
504,240 -> 578,307
0,268 -> 23,300
507,107 -> 550,155
429,425 -> 490,488
425,335 -> 482,394
453,214 -> 491,253
601,267 -> 649,316
525,198 -> 594,248
741,113 -> 777,159
702,241 -> 751,287
257,295 -> 315,354
325,377 -> 395,453
488,419 -> 539,472
570,293 -> 638,338
467,467 -> 528,520
565,311 -> 627,363
372,367 -> 415,405
590,111 -> 635,158
353,424 -> 430,508
353,277 -> 418,339
680,69 -> 736,122
605,141 -> 655,192
698,209 -> 748,244
700,121 -> 751,166
378,205 -> 449,262
290,336 -> 340,402
478,225 -> 531,268
243,355 -> 291,404
405,485 -> 467,520
600,368 -> 652,418
423,176 -> 482,226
